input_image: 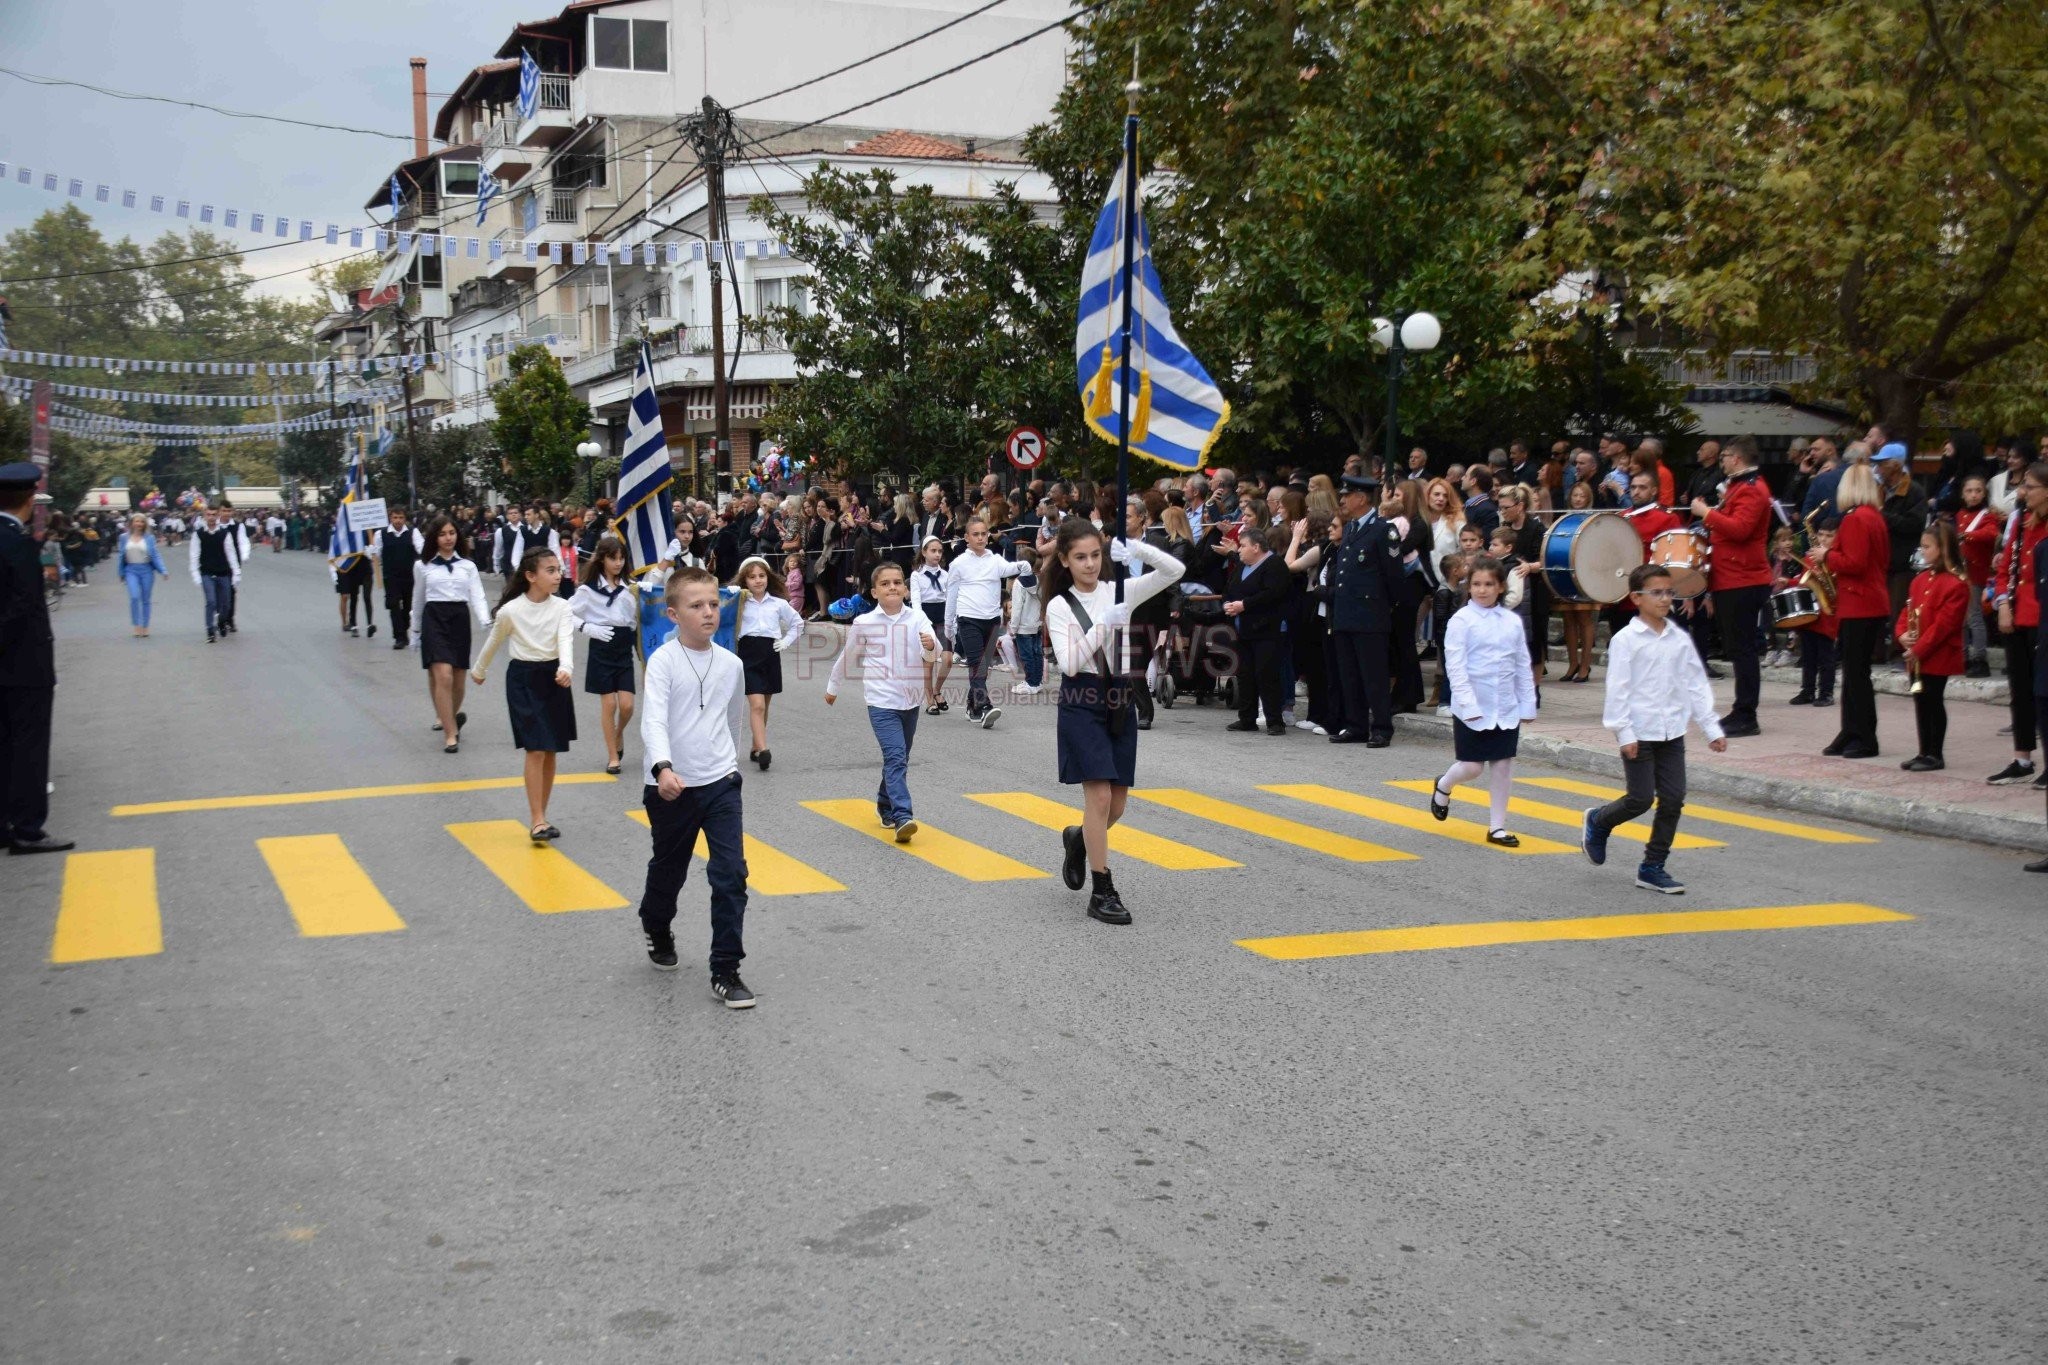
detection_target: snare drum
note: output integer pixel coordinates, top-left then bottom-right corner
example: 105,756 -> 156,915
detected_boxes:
1647,528 -> 1711,600
1770,585 -> 1821,630
1542,511 -> 1645,605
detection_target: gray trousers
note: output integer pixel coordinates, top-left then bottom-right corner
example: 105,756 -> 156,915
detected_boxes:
1593,737 -> 1687,866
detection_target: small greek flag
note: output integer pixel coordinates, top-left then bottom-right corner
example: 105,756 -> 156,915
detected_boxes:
1075,130 -> 1229,470
389,173 -> 405,219
518,51 -> 541,121
611,341 -> 675,579
475,166 -> 498,227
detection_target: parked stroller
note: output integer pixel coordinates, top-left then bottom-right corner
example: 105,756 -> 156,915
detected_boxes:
1155,584 -> 1235,709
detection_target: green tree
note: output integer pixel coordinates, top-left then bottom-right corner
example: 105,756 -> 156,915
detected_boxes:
491,345 -> 587,500
373,425 -> 498,511
1475,0 -> 2048,447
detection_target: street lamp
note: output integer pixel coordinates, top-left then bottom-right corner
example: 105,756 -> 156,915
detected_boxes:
1373,311 -> 1441,473
576,440 -> 603,503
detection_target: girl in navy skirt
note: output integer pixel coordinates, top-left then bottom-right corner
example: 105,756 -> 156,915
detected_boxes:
1041,518 -> 1185,925
1425,556 -> 1537,846
913,536 -> 954,714
570,533 -> 640,776
473,547 -> 610,843
729,555 -> 805,770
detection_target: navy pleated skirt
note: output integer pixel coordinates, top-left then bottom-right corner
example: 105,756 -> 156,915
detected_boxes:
506,658 -> 577,752
1057,672 -> 1138,786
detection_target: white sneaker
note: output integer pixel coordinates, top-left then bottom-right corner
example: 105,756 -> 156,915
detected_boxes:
1435,704 -> 1454,718
1310,724 -> 1328,736
1295,719 -> 1316,731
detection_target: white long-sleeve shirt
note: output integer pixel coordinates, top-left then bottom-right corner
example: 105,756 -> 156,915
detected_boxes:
912,563 -> 950,606
570,580 -> 639,634
1445,602 -> 1537,731
1602,615 -> 1725,748
734,590 -> 804,648
641,638 -> 747,786
506,522 -> 560,570
826,603 -> 939,710
1044,539 -> 1185,676
473,592 -> 579,676
944,547 -> 1027,635
187,522 -> 243,583
412,555 -> 493,628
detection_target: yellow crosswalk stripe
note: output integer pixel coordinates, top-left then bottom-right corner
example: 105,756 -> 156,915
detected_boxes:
51,849 -> 162,963
1514,776 -> 1879,844
963,792 -> 1241,869
625,811 -> 846,895
802,799 -> 1048,881
1260,783 -> 1577,854
257,835 -> 405,937
1130,789 -> 1418,863
1386,781 -> 1724,850
1238,903 -> 1913,960
446,821 -> 630,913
113,773 -> 618,818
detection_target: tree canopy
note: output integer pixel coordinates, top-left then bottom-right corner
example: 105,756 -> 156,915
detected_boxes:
491,344 -> 588,501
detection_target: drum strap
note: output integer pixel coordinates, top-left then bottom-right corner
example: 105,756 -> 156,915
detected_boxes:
1062,590 -> 1131,737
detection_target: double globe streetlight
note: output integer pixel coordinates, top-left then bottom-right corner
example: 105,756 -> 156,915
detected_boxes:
1371,311 -> 1441,473
576,439 -> 604,503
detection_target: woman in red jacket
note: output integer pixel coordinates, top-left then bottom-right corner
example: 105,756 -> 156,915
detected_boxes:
1990,480 -> 2048,785
1897,521 -> 1969,772
1820,462 -> 1892,759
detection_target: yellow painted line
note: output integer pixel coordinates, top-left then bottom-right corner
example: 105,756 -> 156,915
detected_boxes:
1386,781 -> 1723,850
802,799 -> 1049,882
257,835 -> 405,937
446,820 -> 630,914
1515,776 -> 1879,845
625,810 -> 846,895
1239,903 -> 1913,961
1130,789 -> 1418,863
112,773 -> 617,818
1260,783 -> 1577,854
963,792 -> 1241,870
51,849 -> 162,963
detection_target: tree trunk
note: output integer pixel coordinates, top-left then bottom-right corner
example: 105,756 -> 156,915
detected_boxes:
1862,368 -> 1934,451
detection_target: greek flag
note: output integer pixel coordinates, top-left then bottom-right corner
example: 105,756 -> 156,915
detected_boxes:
518,51 -> 541,120
475,166 -> 498,227
389,172 -> 405,220
610,341 -> 675,579
1075,137 -> 1229,470
328,429 -> 384,567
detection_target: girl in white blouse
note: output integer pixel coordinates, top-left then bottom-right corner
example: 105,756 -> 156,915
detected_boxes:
729,555 -> 805,771
1426,557 -> 1538,846
410,516 -> 494,752
1041,518 -> 1185,926
473,547 -> 612,842
570,534 -> 642,775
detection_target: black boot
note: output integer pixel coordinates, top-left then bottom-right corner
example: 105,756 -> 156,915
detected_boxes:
1086,869 -> 1131,925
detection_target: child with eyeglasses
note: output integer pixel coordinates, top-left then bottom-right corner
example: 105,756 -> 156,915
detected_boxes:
1580,563 -> 1728,895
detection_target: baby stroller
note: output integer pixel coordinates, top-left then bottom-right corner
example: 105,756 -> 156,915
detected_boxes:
1155,583 -> 1235,709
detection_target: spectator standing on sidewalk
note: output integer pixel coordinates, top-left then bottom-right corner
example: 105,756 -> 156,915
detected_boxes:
1954,475 -> 1998,679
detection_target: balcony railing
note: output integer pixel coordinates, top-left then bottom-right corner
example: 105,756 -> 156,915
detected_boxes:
534,73 -> 571,112
1641,349 -> 1818,387
483,118 -> 521,155
524,313 -> 580,347
546,187 -> 578,224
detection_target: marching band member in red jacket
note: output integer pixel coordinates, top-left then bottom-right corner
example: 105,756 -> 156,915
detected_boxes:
1819,463 -> 1892,759
1989,488 -> 2048,785
1896,521 -> 1969,773
1693,436 -> 1774,737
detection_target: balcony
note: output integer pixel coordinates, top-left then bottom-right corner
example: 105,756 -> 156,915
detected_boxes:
523,313 -> 580,357
546,186 -> 579,224
514,73 -> 574,149
480,117 -> 534,182
484,227 -> 536,281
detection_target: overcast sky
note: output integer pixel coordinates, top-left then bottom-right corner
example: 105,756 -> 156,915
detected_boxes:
0,0 -> 540,303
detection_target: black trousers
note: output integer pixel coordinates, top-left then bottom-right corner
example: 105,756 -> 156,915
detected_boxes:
386,578 -> 414,646
1389,582 -> 1426,713
1799,630 -> 1836,699
1592,737 -> 1687,867
639,773 -> 748,974
2005,625 -> 2037,753
0,685 -> 54,842
1912,675 -> 1949,760
1838,617 -> 1884,749
1234,633 -> 1286,727
1330,628 -> 1392,740
1715,584 -> 1770,719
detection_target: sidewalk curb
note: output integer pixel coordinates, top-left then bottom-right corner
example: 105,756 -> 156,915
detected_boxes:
1392,712 -> 2048,854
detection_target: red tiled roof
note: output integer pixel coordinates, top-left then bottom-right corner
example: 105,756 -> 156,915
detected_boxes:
842,130 -> 1000,162
434,61 -> 520,142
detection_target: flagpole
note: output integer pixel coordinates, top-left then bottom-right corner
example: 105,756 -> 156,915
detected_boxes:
1113,53 -> 1141,633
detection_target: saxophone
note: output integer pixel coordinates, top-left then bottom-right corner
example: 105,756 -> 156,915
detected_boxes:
1906,603 -> 1924,695
1799,502 -> 1836,615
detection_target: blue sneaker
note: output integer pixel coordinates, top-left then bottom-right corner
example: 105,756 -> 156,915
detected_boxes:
1581,808 -> 1608,867
1636,863 -> 1684,895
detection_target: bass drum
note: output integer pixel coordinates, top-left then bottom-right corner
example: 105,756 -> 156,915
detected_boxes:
1648,528 -> 1711,600
1543,511 -> 1644,605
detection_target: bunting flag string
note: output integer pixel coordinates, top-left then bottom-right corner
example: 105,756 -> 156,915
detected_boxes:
0,372 -> 398,407
0,347 -> 437,375
51,410 -> 377,437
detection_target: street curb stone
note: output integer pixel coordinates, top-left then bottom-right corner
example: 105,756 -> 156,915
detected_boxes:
1392,711 -> 2048,854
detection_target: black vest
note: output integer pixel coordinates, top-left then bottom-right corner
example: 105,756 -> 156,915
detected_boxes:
380,526 -> 420,582
195,524 -> 236,577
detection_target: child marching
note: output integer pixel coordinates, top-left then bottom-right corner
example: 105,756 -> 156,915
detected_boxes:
825,561 -> 940,842
1042,520 -> 1185,925
570,533 -> 641,776
1896,520 -> 1970,773
1787,517 -> 1840,708
945,516 -> 1031,728
913,535 -> 954,714
1581,563 -> 1729,894
411,515 -> 492,752
729,555 -> 805,771
637,567 -> 755,1007
1425,556 -> 1537,845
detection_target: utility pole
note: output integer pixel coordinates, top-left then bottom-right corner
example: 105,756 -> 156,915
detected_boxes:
396,306 -> 420,510
685,96 -> 741,495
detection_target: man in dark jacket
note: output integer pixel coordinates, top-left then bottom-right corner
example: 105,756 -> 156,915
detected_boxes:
1327,473 -> 1406,746
1222,523 -> 1291,734
0,464 -> 70,853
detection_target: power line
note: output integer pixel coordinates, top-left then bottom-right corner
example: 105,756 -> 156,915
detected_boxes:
0,233 -> 340,285
0,65 -> 416,141
730,0 -> 1017,110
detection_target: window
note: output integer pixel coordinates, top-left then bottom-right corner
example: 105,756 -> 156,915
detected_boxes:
592,16 -> 666,71
410,253 -> 444,289
442,162 -> 479,197
755,276 -> 809,347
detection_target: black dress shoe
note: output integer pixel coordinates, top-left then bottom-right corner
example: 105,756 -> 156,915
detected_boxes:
1704,664 -> 1727,679
1787,691 -> 1814,706
1086,887 -> 1132,925
1900,755 -> 1945,772
1265,723 -> 1287,735
1812,694 -> 1835,707
1822,735 -> 1850,756
1328,729 -> 1363,744
2024,856 -> 2048,873
7,834 -> 75,855
1719,717 -> 1761,738
1225,720 -> 1259,732
1365,735 -> 1392,748
1965,659 -> 1992,679
1840,741 -> 1881,760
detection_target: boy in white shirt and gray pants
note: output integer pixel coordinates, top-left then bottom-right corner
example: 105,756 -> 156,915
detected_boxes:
1581,563 -> 1729,896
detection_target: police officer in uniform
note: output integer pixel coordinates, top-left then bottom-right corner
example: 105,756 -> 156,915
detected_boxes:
377,505 -> 425,650
1326,471 -> 1405,747
0,463 -> 72,853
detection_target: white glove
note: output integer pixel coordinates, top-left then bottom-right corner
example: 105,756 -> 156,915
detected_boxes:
1108,538 -> 1132,565
1096,601 -> 1131,630
582,623 -> 616,643
773,634 -> 795,652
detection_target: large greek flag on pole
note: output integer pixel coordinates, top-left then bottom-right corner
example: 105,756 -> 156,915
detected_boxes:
611,341 -> 675,578
1075,148 -> 1229,470
518,51 -> 541,120
328,427 -> 383,567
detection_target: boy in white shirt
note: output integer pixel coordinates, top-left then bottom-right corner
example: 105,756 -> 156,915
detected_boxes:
1582,563 -> 1729,895
825,561 -> 940,841
943,515 -> 1031,728
638,567 -> 756,1007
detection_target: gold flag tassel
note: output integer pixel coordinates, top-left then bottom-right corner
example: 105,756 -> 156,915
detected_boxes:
1084,343 -> 1116,421
1131,368 -> 1154,442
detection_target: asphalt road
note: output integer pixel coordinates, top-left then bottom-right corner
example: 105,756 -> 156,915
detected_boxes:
4,551 -> 2044,1365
